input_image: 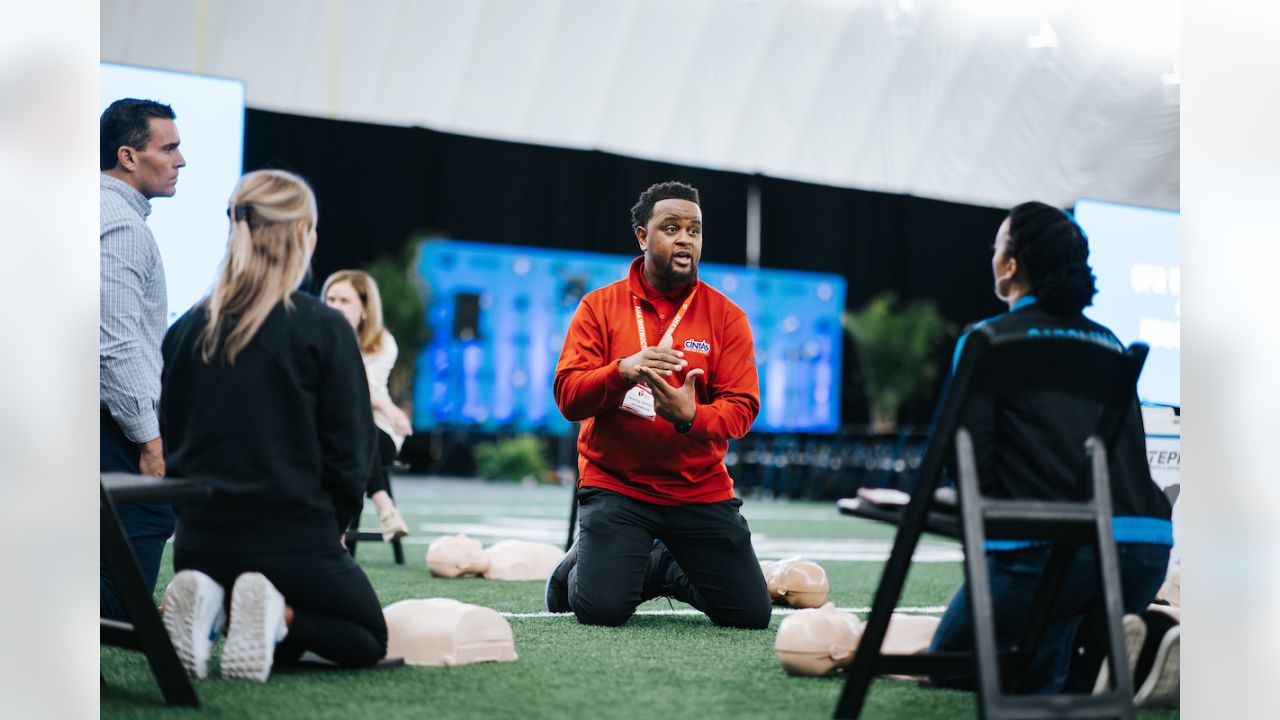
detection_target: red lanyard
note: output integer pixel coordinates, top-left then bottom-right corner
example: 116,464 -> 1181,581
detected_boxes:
632,285 -> 697,351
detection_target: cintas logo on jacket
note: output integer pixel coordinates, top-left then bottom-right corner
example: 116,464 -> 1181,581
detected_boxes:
683,339 -> 711,354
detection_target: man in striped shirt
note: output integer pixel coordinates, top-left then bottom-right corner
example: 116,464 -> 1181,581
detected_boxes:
100,98 -> 185,621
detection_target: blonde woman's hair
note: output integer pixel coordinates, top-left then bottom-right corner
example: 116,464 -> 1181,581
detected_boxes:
199,169 -> 318,364
321,269 -> 385,354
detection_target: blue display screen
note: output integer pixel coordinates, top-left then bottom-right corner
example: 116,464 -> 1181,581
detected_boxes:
412,240 -> 846,434
1074,199 -> 1180,406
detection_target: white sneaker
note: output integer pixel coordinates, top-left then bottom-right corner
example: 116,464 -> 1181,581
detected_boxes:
1135,625 -> 1180,707
1093,613 -> 1146,694
220,573 -> 288,682
161,570 -> 227,679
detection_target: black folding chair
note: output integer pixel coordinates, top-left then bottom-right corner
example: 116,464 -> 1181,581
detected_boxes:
344,466 -> 406,565
100,473 -> 211,707
834,326 -> 1149,720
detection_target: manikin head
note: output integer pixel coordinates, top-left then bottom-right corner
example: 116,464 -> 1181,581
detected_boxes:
383,598 -> 517,667
425,534 -> 489,577
775,603 -> 863,676
763,556 -> 830,608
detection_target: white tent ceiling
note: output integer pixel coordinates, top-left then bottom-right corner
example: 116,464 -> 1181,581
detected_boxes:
102,0 -> 1179,210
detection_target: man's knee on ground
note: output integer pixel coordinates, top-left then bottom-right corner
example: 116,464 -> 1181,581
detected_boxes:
710,600 -> 773,630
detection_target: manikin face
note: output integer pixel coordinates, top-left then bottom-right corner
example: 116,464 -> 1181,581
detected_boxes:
324,280 -> 364,331
637,198 -> 703,290
127,117 -> 185,199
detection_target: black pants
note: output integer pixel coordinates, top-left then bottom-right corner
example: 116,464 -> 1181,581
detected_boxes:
929,542 -> 1170,693
365,429 -> 397,498
100,413 -> 175,622
174,545 -> 387,667
568,487 -> 772,629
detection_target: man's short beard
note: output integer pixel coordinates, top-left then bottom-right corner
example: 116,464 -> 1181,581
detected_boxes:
661,260 -> 697,288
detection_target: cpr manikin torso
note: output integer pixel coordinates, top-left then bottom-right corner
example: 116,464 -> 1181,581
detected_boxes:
760,556 -> 830,608
426,534 -> 566,581
383,599 -> 517,667
774,605 -> 941,677
483,539 -> 565,581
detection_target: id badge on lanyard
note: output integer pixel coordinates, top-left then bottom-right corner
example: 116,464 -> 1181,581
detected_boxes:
618,287 -> 696,421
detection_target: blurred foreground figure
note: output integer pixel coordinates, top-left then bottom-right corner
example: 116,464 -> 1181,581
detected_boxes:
547,181 -> 771,629
158,170 -> 386,682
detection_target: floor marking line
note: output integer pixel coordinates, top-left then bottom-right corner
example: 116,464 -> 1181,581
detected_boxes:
501,606 -> 948,618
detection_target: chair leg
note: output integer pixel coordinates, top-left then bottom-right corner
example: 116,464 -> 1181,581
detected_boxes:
100,486 -> 198,707
1089,441 -> 1137,718
834,463 -> 939,717
955,429 -> 1004,718
392,537 -> 405,565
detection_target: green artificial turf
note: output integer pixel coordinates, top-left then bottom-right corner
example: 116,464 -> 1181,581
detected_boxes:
101,478 -> 1179,719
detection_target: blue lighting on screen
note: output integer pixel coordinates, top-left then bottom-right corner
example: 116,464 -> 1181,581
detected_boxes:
1074,199 -> 1180,406
412,240 -> 846,435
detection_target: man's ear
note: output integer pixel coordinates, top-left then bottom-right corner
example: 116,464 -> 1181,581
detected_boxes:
635,225 -> 648,252
115,145 -> 136,172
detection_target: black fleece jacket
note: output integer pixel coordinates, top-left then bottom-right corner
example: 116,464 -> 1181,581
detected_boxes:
955,298 -> 1171,524
161,292 -> 375,554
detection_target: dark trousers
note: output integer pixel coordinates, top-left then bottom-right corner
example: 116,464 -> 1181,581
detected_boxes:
365,429 -> 397,498
929,542 -> 1171,693
568,487 -> 772,629
100,413 -> 176,621
174,545 -> 388,667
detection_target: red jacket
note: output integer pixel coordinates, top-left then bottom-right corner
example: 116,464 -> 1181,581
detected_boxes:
554,257 -> 760,505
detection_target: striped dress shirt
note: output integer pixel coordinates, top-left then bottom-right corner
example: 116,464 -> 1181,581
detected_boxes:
100,174 -> 167,443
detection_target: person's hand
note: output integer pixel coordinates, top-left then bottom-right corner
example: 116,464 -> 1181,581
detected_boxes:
387,404 -> 413,437
138,436 -> 165,477
618,335 -> 687,384
636,366 -> 703,425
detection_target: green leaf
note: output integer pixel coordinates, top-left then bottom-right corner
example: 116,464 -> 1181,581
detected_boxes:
842,293 -> 954,428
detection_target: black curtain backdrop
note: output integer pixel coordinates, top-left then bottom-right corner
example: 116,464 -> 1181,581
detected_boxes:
243,109 -> 1009,426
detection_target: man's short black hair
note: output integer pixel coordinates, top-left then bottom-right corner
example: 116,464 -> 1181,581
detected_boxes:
630,181 -> 701,230
100,98 -> 176,171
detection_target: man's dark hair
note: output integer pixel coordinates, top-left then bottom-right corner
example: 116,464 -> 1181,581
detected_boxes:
630,181 -> 701,230
100,98 -> 176,171
1006,201 -> 1098,316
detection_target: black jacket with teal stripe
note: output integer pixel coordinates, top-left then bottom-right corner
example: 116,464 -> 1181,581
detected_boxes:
952,296 -> 1172,547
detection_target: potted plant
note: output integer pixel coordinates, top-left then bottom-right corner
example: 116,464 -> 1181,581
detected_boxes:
473,435 -> 552,485
842,292 -> 953,432
363,240 -> 428,404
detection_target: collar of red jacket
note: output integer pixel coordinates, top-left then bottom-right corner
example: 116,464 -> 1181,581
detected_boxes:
628,256 -> 697,305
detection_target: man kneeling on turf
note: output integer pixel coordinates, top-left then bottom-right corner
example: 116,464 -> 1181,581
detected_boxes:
546,181 -> 772,629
